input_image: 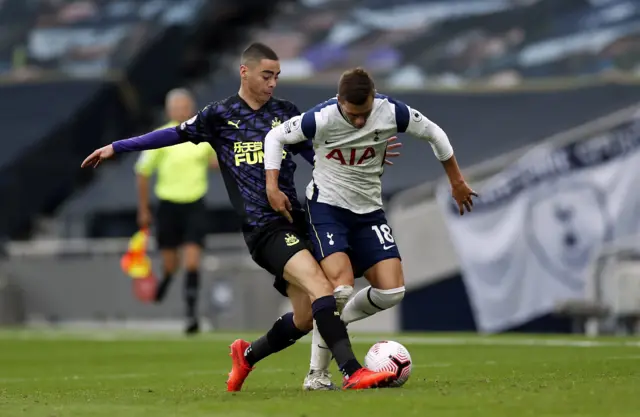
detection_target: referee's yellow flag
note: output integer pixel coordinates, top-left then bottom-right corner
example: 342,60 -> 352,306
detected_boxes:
120,228 -> 157,302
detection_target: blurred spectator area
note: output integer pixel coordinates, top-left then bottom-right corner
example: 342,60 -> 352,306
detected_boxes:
0,0 -> 205,81
240,0 -> 640,88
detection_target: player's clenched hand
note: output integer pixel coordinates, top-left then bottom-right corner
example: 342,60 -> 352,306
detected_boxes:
267,188 -> 293,223
81,144 -> 115,168
451,180 -> 478,216
384,136 -> 402,166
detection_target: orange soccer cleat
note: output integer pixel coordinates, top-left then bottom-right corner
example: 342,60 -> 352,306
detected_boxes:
342,367 -> 397,390
226,339 -> 254,392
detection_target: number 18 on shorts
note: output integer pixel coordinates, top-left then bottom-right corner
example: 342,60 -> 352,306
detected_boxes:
305,199 -> 401,276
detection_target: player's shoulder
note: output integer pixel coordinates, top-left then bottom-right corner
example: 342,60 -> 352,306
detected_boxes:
202,95 -> 241,116
373,93 -> 412,131
373,93 -> 408,109
308,97 -> 339,115
299,97 -> 339,138
302,97 -> 339,124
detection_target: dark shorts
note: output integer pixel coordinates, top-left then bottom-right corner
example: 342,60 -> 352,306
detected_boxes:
155,198 -> 207,249
305,199 -> 401,277
246,210 -> 314,297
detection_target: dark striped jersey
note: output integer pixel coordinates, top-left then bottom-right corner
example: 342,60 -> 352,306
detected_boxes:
176,94 -> 311,236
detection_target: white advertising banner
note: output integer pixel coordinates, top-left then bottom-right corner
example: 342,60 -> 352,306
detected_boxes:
437,117 -> 640,332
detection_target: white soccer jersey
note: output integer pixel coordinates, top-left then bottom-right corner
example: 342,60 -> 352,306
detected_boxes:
264,94 -> 454,214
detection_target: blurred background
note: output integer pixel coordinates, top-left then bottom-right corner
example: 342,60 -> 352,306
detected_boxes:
1,0 -> 640,336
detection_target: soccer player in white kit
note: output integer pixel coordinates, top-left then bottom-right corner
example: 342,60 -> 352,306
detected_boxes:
263,68 -> 477,390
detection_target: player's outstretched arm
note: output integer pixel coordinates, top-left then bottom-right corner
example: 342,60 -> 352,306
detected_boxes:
81,128 -> 185,168
441,155 -> 478,216
403,106 -> 477,215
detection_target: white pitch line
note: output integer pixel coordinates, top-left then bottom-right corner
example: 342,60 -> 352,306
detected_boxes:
1,331 -> 639,348
604,355 -> 640,360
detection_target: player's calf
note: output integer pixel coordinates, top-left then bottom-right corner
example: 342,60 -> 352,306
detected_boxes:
306,283 -> 404,390
306,284 -> 354,390
245,311 -> 310,366
283,250 -> 382,381
341,286 -> 405,324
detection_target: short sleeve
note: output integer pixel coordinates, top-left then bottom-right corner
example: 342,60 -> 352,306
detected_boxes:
205,142 -> 216,157
375,93 -> 410,133
134,149 -> 162,176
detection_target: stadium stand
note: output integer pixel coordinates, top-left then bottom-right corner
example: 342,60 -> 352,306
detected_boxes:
240,0 -> 640,87
0,0 -> 206,80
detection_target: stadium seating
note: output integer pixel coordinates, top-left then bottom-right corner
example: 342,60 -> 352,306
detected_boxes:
248,0 -> 640,87
0,0 -> 205,80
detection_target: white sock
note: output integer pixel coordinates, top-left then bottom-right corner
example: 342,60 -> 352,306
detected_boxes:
309,285 -> 353,372
341,286 -> 405,325
309,321 -> 331,371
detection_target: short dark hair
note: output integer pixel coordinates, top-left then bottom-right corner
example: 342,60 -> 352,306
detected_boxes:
338,67 -> 375,105
241,43 -> 279,65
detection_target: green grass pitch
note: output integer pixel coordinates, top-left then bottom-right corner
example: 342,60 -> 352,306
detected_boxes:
1,330 -> 639,416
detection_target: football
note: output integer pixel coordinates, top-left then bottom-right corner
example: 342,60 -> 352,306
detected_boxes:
364,340 -> 412,387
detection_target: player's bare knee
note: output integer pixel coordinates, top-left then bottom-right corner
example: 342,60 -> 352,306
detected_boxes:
327,273 -> 354,290
320,253 -> 355,288
365,258 -> 404,290
284,261 -> 333,301
292,311 -> 314,332
381,273 -> 404,290
307,274 -> 334,301
369,286 -> 405,310
287,284 -> 315,331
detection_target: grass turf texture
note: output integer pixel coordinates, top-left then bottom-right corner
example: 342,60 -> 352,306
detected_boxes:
0,330 -> 639,417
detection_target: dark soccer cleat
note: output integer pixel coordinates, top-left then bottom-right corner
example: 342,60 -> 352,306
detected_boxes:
184,318 -> 199,336
226,339 -> 254,392
342,368 -> 397,390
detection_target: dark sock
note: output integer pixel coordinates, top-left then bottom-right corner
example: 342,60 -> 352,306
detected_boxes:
155,272 -> 173,302
244,312 -> 308,367
184,270 -> 199,319
312,295 -> 361,377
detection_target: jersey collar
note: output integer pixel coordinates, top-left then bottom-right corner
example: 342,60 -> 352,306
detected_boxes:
336,102 -> 357,128
236,93 -> 271,112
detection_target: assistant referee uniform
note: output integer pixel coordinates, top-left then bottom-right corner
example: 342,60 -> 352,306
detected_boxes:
135,120 -> 217,334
